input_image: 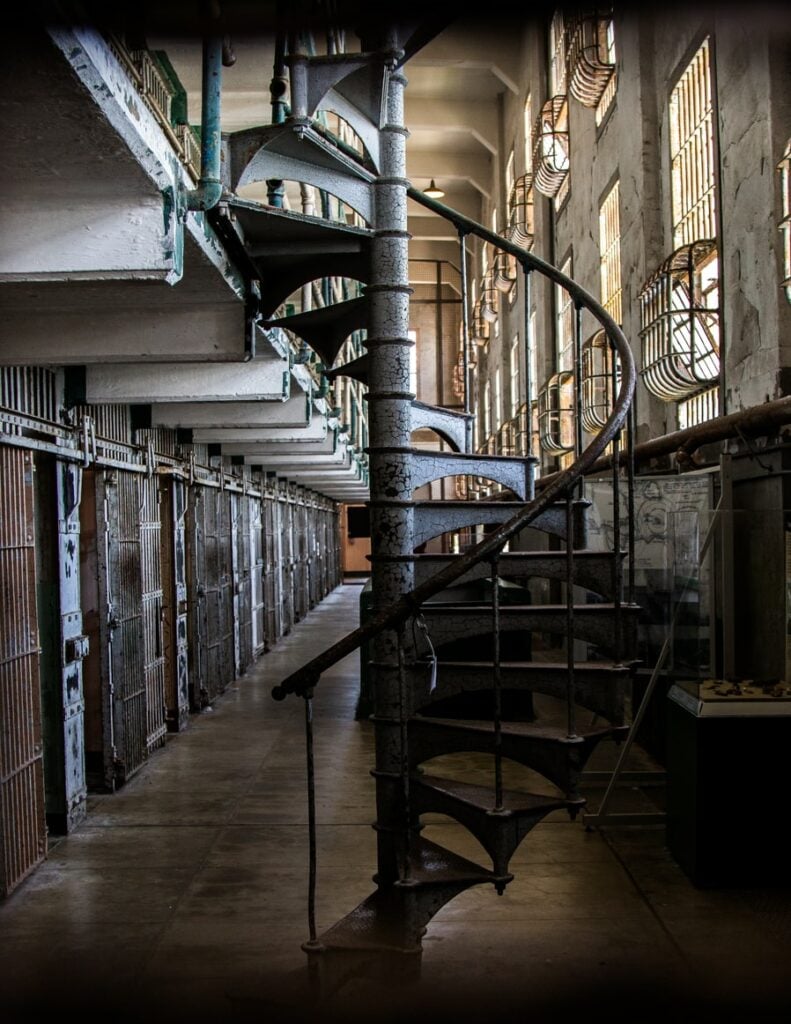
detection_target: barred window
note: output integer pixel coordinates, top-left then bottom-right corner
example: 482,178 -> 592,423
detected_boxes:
510,334 -> 521,419
556,255 -> 574,372
524,94 -> 533,174
550,10 -> 567,95
779,138 -> 791,303
599,180 -> 622,323
670,38 -> 716,246
639,38 -> 720,427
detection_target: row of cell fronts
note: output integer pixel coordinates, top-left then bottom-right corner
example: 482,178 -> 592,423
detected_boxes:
0,445 -> 341,896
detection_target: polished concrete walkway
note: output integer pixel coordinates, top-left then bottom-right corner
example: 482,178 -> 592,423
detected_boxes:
2,583 -> 791,1023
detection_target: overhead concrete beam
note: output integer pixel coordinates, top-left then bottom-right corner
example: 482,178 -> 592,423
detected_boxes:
405,25 -> 521,94
406,152 -> 492,198
84,356 -> 289,404
404,99 -> 499,154
407,214 -> 463,242
151,393 -> 313,429
192,417 -> 328,443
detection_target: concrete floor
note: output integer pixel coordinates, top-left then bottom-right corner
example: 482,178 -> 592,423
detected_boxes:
2,582 -> 791,1023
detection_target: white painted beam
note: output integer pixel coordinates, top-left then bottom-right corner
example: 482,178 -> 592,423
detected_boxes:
406,152 -> 492,198
192,417 -> 328,443
405,99 -> 499,154
151,393 -> 312,429
85,357 -> 289,404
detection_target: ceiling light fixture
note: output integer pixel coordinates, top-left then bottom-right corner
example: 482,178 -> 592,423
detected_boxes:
423,179 -> 445,199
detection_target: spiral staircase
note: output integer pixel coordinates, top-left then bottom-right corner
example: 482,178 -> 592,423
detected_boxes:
205,10 -> 638,993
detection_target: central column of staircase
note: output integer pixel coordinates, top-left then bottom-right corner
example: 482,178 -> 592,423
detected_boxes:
364,38 -> 414,889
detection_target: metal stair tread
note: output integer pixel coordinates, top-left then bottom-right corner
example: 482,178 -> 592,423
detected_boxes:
422,601 -> 641,613
227,196 -> 373,244
435,659 -> 633,673
408,448 -> 538,465
314,836 -> 495,953
230,120 -> 376,183
413,773 -> 573,816
412,549 -> 622,560
411,715 -> 624,744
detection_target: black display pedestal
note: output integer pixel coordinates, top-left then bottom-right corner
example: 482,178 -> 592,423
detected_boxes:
666,684 -> 791,888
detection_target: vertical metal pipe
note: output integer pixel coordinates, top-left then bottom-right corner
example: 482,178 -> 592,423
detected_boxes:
523,265 -> 533,457
490,554 -> 503,811
435,260 -> 444,407
565,494 -> 577,738
459,230 -> 471,416
187,36 -> 224,210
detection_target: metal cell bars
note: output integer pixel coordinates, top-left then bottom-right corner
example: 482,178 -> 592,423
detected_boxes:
506,174 -> 535,250
1,367 -> 58,423
533,96 -> 569,199
669,37 -> 717,248
76,405 -> 132,446
639,241 -> 720,401
0,447 -> 46,896
567,10 -> 616,114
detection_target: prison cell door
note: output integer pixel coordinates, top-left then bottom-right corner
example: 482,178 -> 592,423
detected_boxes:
250,495 -> 265,657
0,448 -> 46,895
139,473 -> 166,754
186,483 -> 209,709
100,469 -> 147,786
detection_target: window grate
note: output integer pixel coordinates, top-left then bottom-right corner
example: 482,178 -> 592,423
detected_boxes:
639,241 -> 720,401
581,329 -> 619,433
533,96 -> 569,199
539,372 -> 575,456
506,173 -> 535,249
493,249 -> 517,293
567,10 -> 616,113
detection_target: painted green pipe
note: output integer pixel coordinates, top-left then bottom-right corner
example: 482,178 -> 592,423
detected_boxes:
187,36 -> 223,211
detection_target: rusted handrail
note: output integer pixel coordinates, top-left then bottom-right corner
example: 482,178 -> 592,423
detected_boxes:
271,189 -> 636,700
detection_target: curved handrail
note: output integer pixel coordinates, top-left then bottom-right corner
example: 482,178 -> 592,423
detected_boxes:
271,188 -> 636,700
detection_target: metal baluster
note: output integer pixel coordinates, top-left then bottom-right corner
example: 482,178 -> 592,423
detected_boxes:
627,398 -> 636,608
459,229 -> 471,416
396,626 -> 411,882
573,300 -> 584,498
565,494 -> 577,739
490,554 -> 504,812
610,342 -> 623,662
523,265 -> 533,458
303,690 -> 319,948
